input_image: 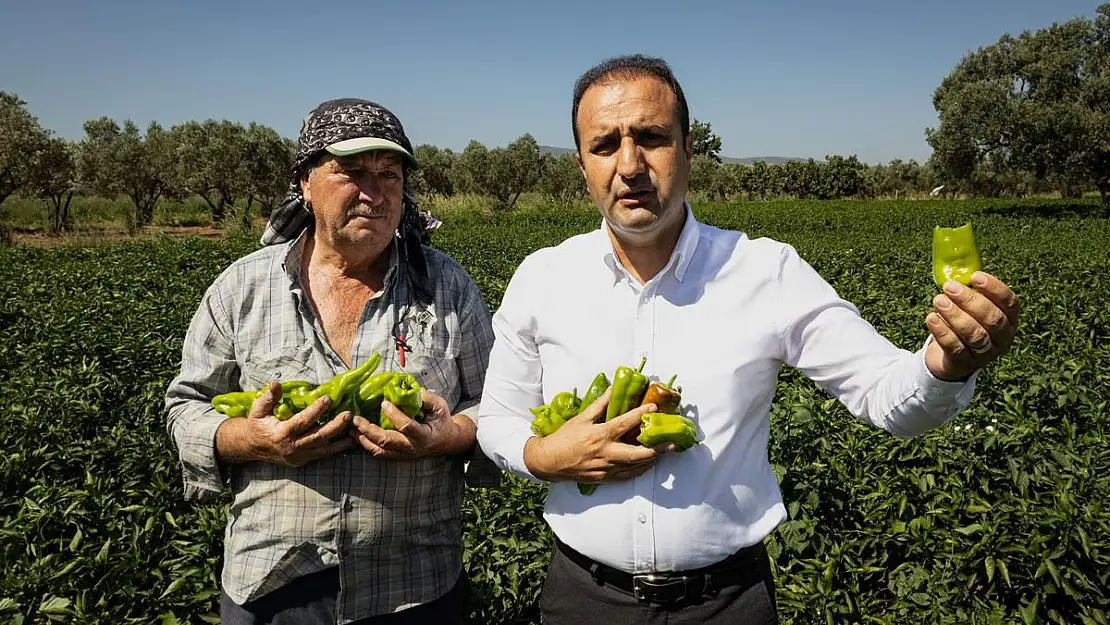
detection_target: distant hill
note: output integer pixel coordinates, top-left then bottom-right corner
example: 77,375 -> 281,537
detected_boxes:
539,145 -> 808,165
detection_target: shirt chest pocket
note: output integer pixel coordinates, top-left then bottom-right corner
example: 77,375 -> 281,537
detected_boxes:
239,342 -> 324,392
395,309 -> 460,396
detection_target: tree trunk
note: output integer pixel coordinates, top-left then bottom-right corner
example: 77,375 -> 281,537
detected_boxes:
1097,176 -> 1110,218
242,195 -> 253,229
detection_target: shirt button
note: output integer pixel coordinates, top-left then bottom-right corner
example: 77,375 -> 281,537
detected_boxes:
344,500 -> 354,512
638,513 -> 647,524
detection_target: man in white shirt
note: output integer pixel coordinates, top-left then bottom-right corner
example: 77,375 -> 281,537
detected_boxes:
476,54 -> 1020,624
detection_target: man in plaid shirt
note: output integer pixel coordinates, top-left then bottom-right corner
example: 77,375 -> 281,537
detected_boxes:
165,98 -> 498,624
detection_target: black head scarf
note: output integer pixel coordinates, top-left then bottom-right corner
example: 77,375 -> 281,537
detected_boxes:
260,98 -> 433,309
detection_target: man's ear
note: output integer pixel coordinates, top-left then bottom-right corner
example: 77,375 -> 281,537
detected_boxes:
299,173 -> 312,208
575,151 -> 586,179
684,133 -> 693,162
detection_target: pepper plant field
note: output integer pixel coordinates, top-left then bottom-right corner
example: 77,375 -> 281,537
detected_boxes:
1,198 -> 1107,625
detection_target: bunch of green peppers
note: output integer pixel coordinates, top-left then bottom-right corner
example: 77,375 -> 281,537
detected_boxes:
210,352 -> 424,429
932,222 -> 982,288
527,357 -> 700,496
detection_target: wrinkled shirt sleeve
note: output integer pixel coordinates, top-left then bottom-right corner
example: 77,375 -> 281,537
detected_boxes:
477,255 -> 547,483
775,244 -> 977,437
164,283 -> 238,502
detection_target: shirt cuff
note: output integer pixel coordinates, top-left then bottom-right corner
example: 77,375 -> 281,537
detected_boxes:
479,421 -> 544,484
915,335 -> 979,407
176,410 -> 229,502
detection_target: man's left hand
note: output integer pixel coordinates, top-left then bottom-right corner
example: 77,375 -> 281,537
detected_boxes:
350,390 -> 476,460
925,271 -> 1020,381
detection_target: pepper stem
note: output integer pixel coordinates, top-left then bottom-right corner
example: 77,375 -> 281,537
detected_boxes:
635,356 -> 646,373
666,374 -> 678,388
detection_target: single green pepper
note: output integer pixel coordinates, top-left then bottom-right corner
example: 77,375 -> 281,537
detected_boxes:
379,373 -> 423,430
356,371 -> 399,424
605,356 -> 649,422
529,404 -> 561,436
550,388 -> 581,422
212,391 -> 257,418
580,373 -> 611,409
932,223 -> 982,288
636,412 -> 698,451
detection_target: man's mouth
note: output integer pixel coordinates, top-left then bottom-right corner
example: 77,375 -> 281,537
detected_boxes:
618,188 -> 654,206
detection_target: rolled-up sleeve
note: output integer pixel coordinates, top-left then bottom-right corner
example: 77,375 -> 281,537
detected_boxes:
477,255 -> 547,483
775,244 -> 977,437
164,284 -> 239,502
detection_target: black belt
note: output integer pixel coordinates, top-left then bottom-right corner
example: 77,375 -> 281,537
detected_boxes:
554,536 -> 765,605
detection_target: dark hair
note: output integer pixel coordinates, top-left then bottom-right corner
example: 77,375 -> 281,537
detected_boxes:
571,54 -> 690,151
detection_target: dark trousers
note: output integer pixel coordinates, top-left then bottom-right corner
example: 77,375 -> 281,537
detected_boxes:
540,540 -> 778,625
219,567 -> 467,625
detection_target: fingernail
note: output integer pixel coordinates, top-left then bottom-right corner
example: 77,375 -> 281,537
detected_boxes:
320,397 -> 331,407
971,273 -> 987,287
944,281 -> 964,295
934,295 -> 952,310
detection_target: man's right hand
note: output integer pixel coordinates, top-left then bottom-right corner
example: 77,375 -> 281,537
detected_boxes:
215,381 -> 355,467
522,388 -> 673,484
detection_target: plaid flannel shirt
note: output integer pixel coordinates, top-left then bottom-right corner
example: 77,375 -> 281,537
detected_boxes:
164,231 -> 499,622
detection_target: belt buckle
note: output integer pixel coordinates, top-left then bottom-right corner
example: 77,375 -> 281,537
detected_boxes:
631,574 -> 690,604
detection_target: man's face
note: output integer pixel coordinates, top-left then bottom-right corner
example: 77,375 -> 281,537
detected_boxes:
300,151 -> 405,251
575,75 -> 692,238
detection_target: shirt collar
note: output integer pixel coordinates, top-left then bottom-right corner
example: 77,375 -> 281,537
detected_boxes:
280,229 -> 402,291
599,200 -> 701,284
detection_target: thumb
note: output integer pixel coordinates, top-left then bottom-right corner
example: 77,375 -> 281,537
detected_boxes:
568,387 -> 612,425
249,382 -> 282,419
381,400 -> 417,434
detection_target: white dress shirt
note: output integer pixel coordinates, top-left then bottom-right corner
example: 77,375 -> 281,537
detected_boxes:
476,203 -> 977,574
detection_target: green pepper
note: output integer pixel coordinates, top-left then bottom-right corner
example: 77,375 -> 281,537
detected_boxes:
356,371 -> 399,424
580,372 -> 611,409
636,412 -> 698,451
273,380 -> 316,420
529,404 -> 561,436
605,356 -> 649,422
212,391 -> 257,418
379,373 -> 424,430
582,360 -> 649,496
932,222 -> 982,288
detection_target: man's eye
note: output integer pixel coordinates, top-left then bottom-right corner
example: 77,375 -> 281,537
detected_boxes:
591,140 -> 616,155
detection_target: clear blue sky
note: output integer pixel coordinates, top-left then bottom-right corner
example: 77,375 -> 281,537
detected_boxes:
0,0 -> 1102,164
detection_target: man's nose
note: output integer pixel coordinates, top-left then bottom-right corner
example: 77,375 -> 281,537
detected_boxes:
616,137 -> 646,179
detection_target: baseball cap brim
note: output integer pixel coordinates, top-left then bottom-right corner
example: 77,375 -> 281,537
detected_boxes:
325,137 -> 419,168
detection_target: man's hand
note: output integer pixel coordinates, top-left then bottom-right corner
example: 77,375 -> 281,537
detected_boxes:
925,271 -> 1020,381
523,388 -> 672,484
349,390 -> 476,460
215,381 -> 355,467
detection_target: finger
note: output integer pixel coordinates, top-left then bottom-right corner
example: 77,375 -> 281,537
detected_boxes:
353,431 -> 414,458
604,402 -> 657,438
933,291 -> 993,356
926,311 -> 975,362
608,457 -> 660,479
294,410 -> 352,451
249,382 -> 282,419
280,395 -> 333,437
353,416 -> 417,454
419,390 -> 450,422
297,437 -> 355,464
969,272 -> 1020,327
607,440 -> 660,465
942,280 -> 1015,348
568,387 -> 612,424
